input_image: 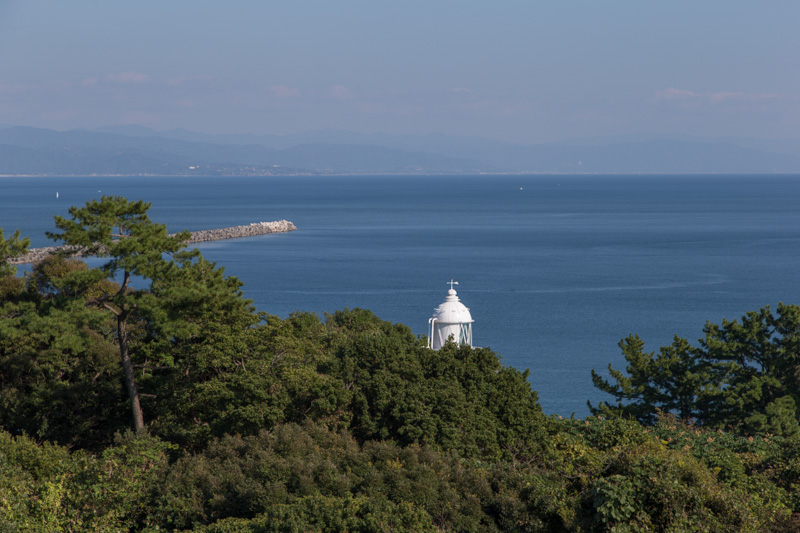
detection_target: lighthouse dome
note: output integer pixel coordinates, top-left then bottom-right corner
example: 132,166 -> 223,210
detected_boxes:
431,288 -> 473,324
428,281 -> 474,350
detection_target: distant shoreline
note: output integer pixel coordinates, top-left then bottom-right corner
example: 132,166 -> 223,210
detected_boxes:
3,172 -> 800,178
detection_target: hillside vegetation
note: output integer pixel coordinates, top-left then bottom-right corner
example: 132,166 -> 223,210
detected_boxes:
1,198 -> 800,531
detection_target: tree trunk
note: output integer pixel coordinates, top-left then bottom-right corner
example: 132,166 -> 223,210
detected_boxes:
118,315 -> 145,433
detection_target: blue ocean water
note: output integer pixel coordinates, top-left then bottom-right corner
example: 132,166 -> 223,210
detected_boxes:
3,174 -> 800,417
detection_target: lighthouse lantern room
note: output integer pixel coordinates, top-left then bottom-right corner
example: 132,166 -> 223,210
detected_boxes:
428,280 -> 474,350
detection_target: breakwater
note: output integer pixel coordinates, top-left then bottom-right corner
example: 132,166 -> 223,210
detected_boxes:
183,220 -> 296,244
9,220 -> 297,265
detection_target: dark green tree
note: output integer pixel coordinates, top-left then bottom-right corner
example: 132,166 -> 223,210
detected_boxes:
591,304 -> 800,436
323,308 -> 547,460
4,198 -> 262,445
0,228 -> 29,278
589,334 -> 703,424
0,252 -> 130,449
0,228 -> 30,300
46,196 -> 192,433
700,304 -> 800,436
144,311 -> 335,449
0,294 -> 123,448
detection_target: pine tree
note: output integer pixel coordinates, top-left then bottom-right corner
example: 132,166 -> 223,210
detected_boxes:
591,304 -> 800,436
0,228 -> 30,278
47,197 -> 189,433
589,334 -> 703,424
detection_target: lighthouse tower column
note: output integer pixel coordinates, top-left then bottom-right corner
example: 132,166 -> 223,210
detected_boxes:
428,280 -> 474,350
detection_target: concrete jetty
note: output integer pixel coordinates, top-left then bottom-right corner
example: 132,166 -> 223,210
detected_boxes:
9,220 -> 297,265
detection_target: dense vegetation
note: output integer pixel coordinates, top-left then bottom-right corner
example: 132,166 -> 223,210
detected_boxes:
2,197 -> 800,531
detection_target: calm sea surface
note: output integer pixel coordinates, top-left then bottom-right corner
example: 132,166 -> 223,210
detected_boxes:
2,174 -> 800,417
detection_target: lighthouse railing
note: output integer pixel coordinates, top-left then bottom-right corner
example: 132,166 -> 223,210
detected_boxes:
427,317 -> 437,349
458,323 -> 473,347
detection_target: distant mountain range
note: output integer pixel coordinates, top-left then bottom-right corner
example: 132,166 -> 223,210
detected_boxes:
1,125 -> 799,176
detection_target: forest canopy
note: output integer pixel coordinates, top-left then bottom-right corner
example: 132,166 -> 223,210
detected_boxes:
1,197 -> 800,531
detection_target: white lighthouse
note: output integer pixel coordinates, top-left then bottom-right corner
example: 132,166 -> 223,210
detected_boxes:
428,280 -> 474,350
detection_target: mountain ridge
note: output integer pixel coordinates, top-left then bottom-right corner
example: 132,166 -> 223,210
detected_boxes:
1,125 -> 799,175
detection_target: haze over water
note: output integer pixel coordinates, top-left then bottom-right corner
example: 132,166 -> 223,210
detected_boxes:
3,174 -> 800,416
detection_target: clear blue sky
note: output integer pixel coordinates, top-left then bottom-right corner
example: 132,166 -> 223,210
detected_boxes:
0,0 -> 797,143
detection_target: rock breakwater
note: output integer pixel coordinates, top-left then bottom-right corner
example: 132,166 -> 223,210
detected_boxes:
184,220 -> 296,244
9,220 -> 297,266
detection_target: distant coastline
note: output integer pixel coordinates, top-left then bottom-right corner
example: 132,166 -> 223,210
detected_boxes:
4,171 -> 800,179
3,125 -> 800,175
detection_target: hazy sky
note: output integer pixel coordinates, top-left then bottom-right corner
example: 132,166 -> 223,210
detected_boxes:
1,1 -> 797,143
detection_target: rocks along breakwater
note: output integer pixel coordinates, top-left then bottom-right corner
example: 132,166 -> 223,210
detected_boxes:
183,220 -> 296,244
10,220 -> 297,265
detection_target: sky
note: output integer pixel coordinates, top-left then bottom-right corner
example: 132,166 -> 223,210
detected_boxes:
0,1 -> 797,144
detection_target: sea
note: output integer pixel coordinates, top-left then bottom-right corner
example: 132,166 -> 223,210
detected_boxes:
2,174 -> 800,417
